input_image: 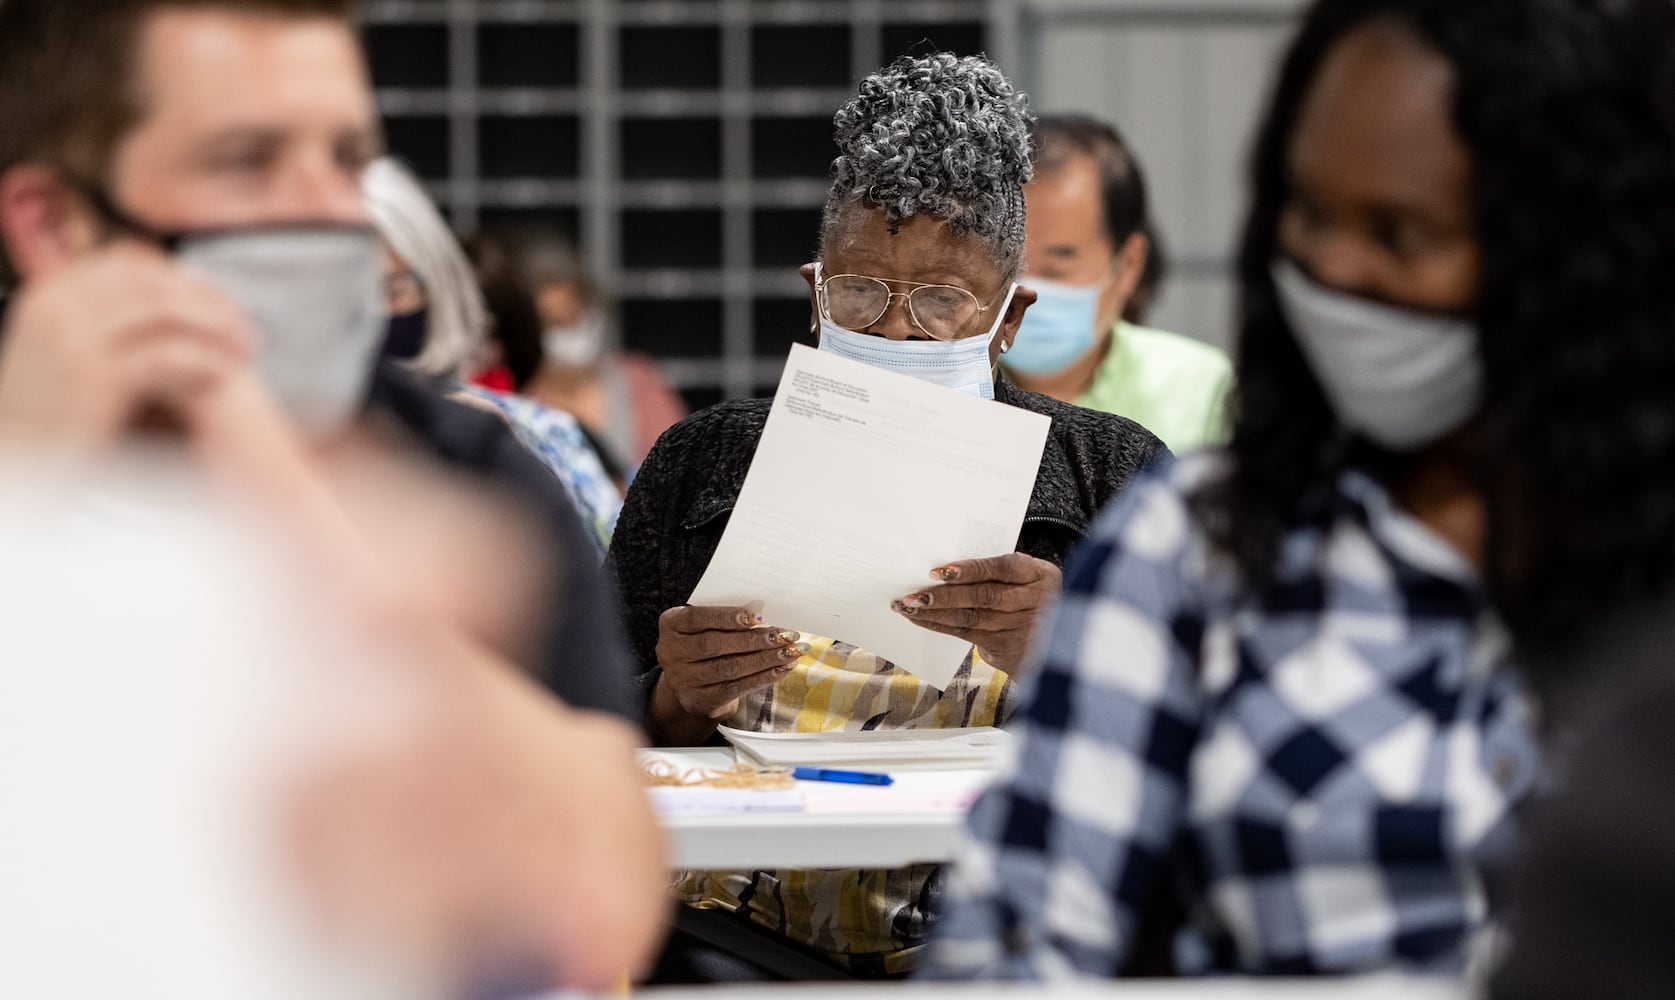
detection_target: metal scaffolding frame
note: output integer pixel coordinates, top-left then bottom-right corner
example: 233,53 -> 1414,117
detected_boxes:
366,0 -> 992,408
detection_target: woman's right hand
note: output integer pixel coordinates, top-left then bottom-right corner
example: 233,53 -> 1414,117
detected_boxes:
648,605 -> 808,745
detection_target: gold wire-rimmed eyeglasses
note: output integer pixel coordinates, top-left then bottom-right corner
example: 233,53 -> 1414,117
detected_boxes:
815,270 -> 995,341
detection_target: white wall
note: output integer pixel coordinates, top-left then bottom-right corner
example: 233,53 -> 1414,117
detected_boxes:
992,0 -> 1307,351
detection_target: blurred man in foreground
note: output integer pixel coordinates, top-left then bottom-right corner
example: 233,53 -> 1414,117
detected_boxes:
0,453 -> 627,997
0,0 -> 666,989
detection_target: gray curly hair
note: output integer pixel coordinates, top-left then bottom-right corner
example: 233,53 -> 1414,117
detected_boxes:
821,52 -> 1034,279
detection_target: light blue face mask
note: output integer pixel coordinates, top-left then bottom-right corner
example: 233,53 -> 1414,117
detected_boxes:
814,263 -> 1017,400
1002,275 -> 1106,376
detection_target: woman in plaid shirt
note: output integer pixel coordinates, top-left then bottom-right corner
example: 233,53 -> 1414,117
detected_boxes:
927,0 -> 1675,980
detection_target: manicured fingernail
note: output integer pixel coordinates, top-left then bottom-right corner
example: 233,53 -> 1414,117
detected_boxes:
895,603 -> 918,617
906,593 -> 931,608
777,664 -> 795,675
793,643 -> 811,656
934,566 -> 960,582
739,612 -> 762,627
780,646 -> 800,661
775,630 -> 798,644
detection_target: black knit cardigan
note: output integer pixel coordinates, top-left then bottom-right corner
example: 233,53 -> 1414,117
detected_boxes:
606,377 -> 1170,717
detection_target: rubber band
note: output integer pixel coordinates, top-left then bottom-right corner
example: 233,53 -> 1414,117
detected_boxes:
641,760 -> 795,790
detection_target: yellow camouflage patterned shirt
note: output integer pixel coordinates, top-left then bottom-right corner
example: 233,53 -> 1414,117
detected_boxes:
675,633 -> 1012,974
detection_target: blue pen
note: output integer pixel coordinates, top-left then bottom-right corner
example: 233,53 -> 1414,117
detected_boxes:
792,766 -> 894,786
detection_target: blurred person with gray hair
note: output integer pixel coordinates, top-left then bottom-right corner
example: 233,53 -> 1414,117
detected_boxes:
362,158 -> 622,550
362,158 -> 490,378
610,52 -> 1166,979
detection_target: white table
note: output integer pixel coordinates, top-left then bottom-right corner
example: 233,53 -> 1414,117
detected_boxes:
531,976 -> 1465,999
643,747 -> 995,870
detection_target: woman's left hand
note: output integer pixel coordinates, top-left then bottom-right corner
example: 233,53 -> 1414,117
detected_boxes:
891,553 -> 1062,674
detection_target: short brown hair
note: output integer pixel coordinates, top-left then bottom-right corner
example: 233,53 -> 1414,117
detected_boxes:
1031,114 -> 1149,247
1031,114 -> 1166,323
0,0 -> 361,184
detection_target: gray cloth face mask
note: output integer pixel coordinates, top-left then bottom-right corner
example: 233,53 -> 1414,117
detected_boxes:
174,227 -> 385,438
75,181 -> 384,438
1272,258 -> 1483,452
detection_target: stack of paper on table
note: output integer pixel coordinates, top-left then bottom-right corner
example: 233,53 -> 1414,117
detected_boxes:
797,774 -> 989,814
646,786 -> 804,815
718,725 -> 1011,772
643,765 -> 994,870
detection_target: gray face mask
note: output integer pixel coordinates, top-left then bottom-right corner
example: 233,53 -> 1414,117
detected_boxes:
1272,258 -> 1483,452
76,180 -> 384,438
175,227 -> 384,438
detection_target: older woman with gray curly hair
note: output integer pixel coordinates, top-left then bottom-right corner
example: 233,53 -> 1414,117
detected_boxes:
610,53 -> 1167,979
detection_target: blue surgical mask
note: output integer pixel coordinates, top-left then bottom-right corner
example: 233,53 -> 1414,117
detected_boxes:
814,264 -> 1017,399
1003,275 -> 1105,376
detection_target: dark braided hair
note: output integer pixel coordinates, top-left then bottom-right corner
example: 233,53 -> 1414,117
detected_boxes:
1193,0 -> 1675,656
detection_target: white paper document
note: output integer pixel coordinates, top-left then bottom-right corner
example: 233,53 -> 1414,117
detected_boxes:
689,345 -> 1050,688
646,786 -> 805,815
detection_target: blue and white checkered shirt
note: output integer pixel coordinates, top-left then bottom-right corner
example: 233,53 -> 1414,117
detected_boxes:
924,454 -> 1540,980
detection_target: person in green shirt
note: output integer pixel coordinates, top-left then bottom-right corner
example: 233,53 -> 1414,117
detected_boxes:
1003,114 -> 1234,452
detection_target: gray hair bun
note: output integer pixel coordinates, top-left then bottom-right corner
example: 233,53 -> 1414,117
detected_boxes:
823,52 -> 1034,276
